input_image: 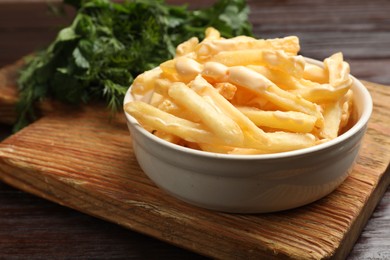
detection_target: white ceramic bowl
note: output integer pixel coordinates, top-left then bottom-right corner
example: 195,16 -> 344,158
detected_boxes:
123,58 -> 372,213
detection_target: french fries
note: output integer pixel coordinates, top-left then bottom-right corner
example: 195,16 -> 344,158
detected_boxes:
167,81 -> 244,146
124,27 -> 354,154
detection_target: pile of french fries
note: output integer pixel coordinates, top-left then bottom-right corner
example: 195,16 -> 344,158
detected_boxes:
124,28 -> 354,154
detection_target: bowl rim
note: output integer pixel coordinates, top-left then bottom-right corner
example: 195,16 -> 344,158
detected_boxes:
124,57 -> 373,160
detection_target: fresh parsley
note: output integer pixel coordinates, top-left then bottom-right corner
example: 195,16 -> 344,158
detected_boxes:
15,0 -> 253,131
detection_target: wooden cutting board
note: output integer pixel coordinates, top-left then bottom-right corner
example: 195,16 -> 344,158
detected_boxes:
0,61 -> 389,259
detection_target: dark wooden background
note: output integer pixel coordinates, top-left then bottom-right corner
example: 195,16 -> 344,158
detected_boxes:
0,0 -> 389,259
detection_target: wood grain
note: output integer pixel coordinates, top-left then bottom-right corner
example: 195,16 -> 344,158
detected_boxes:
0,80 -> 388,259
0,60 -> 21,124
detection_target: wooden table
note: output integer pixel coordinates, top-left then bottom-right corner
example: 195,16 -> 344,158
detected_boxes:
0,1 -> 389,259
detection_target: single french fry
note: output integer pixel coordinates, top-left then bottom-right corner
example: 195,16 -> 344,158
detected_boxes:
265,131 -> 316,151
198,143 -> 235,154
237,106 -> 317,133
324,52 -> 353,89
289,83 -> 350,103
303,63 -> 328,84
320,100 -> 343,140
210,49 -> 305,78
227,131 -> 316,153
167,82 -> 244,146
153,130 -> 182,144
196,35 -> 300,60
204,27 -> 221,41
175,56 -> 203,80
176,37 -> 199,57
201,61 -> 229,83
131,68 -> 162,96
125,101 -> 221,145
160,57 -> 203,83
340,89 -> 354,130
